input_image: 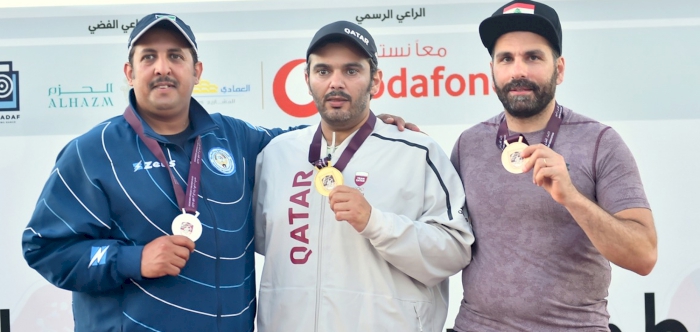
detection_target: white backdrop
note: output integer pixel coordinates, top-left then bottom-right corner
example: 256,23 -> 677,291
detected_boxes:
1,0 -> 699,331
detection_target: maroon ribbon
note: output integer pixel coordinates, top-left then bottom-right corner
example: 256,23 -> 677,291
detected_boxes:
308,111 -> 377,172
123,106 -> 202,215
496,103 -> 564,150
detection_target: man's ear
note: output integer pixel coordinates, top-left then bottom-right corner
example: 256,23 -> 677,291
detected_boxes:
370,69 -> 383,96
489,62 -> 496,93
555,56 -> 565,85
124,62 -> 134,85
305,68 -> 312,95
194,61 -> 203,84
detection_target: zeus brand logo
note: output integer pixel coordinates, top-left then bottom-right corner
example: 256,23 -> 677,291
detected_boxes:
272,59 -> 489,118
133,160 -> 176,172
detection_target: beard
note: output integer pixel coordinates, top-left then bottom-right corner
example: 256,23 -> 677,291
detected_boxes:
494,69 -> 558,119
310,80 -> 372,128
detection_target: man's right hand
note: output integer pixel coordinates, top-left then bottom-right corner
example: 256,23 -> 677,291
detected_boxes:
141,235 -> 195,278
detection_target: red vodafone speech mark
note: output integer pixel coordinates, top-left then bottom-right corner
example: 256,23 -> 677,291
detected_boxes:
272,59 -> 317,118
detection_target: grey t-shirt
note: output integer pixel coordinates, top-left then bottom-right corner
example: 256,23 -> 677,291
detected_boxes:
450,106 -> 649,332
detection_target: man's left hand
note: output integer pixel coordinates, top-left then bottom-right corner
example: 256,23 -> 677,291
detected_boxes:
521,144 -> 579,205
377,113 -> 421,132
328,185 -> 372,232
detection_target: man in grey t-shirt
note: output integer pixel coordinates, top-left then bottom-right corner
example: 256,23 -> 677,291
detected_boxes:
450,1 -> 658,331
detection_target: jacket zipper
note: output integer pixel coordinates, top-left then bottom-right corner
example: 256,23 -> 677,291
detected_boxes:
414,305 -> 424,332
174,142 -> 223,331
203,193 -> 222,331
314,198 -> 327,332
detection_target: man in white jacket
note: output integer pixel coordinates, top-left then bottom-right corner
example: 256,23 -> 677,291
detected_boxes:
253,20 -> 475,332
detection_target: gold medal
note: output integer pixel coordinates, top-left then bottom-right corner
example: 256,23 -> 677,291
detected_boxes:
314,161 -> 344,196
501,136 -> 530,174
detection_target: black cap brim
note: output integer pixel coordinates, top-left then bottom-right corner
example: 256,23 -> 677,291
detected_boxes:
307,33 -> 376,64
306,21 -> 378,66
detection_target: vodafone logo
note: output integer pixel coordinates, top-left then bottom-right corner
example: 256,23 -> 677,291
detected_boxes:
273,59 -> 316,118
273,59 -> 490,118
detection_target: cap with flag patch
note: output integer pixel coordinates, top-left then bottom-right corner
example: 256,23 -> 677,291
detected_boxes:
128,13 -> 198,55
479,0 -> 562,56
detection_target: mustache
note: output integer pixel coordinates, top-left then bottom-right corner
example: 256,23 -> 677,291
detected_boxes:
503,79 -> 539,93
148,76 -> 179,89
323,90 -> 352,102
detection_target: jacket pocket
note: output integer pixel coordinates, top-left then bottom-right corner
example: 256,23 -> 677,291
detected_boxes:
395,298 -> 432,332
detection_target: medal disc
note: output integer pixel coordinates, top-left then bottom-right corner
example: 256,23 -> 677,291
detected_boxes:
314,166 -> 344,196
172,212 -> 203,241
501,140 -> 530,174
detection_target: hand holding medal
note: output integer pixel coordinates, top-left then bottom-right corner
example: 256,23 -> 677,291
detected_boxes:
496,104 -> 576,203
141,235 -> 195,278
328,186 -> 372,233
520,144 -> 577,205
172,209 -> 203,241
314,160 -> 344,197
496,104 -> 564,175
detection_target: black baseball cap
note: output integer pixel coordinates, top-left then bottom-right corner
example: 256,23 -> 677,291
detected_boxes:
479,0 -> 562,56
306,21 -> 378,66
128,13 -> 198,55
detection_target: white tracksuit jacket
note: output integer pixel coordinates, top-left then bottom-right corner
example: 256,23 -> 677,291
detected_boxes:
254,119 -> 474,332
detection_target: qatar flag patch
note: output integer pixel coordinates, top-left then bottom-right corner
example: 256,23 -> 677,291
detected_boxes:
354,172 -> 368,186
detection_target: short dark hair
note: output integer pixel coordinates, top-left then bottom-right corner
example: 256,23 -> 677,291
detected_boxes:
550,43 -> 561,61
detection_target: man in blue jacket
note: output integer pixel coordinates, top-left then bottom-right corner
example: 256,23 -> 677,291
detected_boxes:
21,13 -> 411,332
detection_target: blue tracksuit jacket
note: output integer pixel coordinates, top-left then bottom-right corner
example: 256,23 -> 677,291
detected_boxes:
23,91 -> 293,331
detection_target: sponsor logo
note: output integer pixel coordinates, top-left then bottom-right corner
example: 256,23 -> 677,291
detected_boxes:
48,83 -> 115,109
354,171 -> 368,186
0,61 -> 20,112
192,78 -> 250,106
272,59 -> 316,118
272,59 -> 489,118
0,114 -> 19,121
208,147 -> 235,175
132,160 -> 176,172
88,246 -> 109,267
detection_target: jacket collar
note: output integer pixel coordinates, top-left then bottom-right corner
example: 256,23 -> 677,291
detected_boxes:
127,89 -> 218,142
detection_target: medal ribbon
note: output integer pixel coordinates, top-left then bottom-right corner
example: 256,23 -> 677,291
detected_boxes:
308,111 -> 377,171
124,106 -> 202,215
496,103 -> 565,150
